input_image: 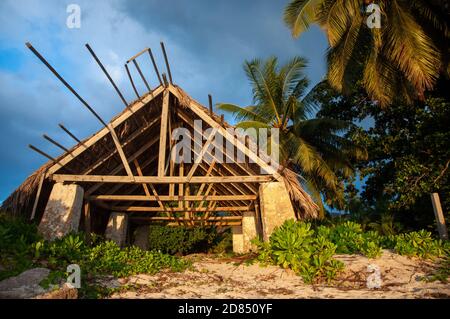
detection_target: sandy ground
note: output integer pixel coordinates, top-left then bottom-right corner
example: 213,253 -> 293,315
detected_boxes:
104,250 -> 449,299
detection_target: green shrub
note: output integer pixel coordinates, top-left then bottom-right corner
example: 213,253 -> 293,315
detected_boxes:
0,214 -> 41,280
393,230 -> 446,259
317,221 -> 383,258
147,225 -> 224,255
253,220 -> 344,284
86,241 -> 190,277
0,214 -> 191,295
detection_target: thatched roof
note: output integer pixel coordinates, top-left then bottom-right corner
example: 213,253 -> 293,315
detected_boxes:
2,85 -> 319,220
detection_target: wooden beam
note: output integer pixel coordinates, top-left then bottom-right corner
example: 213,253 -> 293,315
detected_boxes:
83,116 -> 160,175
158,89 -> 170,176
177,109 -> 258,194
179,161 -> 184,208
132,216 -> 242,221
89,194 -> 256,201
83,201 -> 91,234
169,85 -> 282,181
85,137 -> 159,196
196,161 -> 216,197
46,86 -> 164,176
430,193 -> 449,240
30,173 -> 46,220
133,159 -> 151,197
111,206 -> 248,212
186,127 -> 218,181
52,174 -> 273,184
45,85 -> 165,176
108,124 -> 134,177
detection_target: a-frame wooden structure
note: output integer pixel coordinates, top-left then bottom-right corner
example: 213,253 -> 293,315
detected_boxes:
2,43 -> 319,247
43,83 -> 283,229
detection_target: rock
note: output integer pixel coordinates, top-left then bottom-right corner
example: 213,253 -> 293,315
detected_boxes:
35,283 -> 78,299
0,268 -> 50,299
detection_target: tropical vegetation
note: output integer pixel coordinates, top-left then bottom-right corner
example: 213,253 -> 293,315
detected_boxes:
218,57 -> 367,213
284,0 -> 449,106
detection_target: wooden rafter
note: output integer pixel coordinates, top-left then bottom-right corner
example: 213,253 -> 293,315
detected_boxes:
186,127 -> 218,181
108,124 -> 133,177
45,85 -> 165,177
158,89 -> 170,177
84,136 -> 159,196
111,206 -> 248,212
170,85 -> 282,181
89,195 -> 257,201
52,175 -> 273,184
83,116 -> 160,175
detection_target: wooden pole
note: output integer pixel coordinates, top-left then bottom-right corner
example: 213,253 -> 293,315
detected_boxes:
124,63 -> 140,99
208,94 -> 213,117
158,89 -> 170,176
30,172 -> 46,220
84,201 -> 91,234
160,42 -> 173,84
58,124 -> 83,144
42,134 -> 70,153
26,42 -> 108,128
132,59 -> 151,92
85,44 -> 128,107
430,193 -> 448,240
148,48 -> 163,86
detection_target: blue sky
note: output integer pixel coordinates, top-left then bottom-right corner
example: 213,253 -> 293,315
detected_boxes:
0,0 -> 330,202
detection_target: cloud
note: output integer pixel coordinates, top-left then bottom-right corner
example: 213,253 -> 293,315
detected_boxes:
0,0 -> 328,201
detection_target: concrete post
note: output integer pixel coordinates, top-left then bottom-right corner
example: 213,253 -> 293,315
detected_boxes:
259,182 -> 296,242
232,211 -> 259,254
232,226 -> 244,254
105,212 -> 128,247
38,182 -> 84,241
133,225 -> 150,250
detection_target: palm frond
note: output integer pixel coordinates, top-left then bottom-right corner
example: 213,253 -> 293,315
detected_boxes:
284,0 -> 325,37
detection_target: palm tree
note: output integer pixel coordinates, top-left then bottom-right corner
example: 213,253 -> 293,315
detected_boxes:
284,0 -> 449,106
218,56 -> 366,214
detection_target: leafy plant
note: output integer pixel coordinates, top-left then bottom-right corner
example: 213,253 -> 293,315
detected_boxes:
393,230 -> 445,259
254,220 -> 344,284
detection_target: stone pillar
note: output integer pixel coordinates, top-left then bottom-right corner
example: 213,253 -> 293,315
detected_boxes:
232,226 -> 244,254
105,212 -> 128,247
133,225 -> 150,250
232,211 -> 259,254
242,211 -> 258,251
38,182 -> 84,241
259,182 -> 296,242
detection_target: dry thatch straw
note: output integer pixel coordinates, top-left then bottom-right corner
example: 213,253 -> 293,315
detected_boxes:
280,168 -> 320,219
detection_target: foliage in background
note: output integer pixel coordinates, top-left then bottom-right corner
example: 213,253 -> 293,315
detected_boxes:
253,219 -> 448,284
312,80 -> 450,230
147,224 -> 231,255
218,56 -> 366,214
284,0 -> 449,106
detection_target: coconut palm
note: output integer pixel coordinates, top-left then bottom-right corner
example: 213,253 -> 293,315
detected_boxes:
218,56 -> 366,214
284,0 -> 449,106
